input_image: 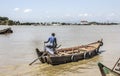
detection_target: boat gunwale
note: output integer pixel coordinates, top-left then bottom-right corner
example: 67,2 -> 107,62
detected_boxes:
54,41 -> 102,56
98,62 -> 120,76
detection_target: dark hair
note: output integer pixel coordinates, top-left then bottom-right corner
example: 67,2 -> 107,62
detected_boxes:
51,33 -> 55,36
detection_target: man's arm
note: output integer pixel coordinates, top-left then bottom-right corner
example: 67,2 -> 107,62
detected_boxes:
44,38 -> 50,43
54,38 -> 57,47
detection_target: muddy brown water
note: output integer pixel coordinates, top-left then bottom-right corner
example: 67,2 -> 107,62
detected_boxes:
0,25 -> 120,76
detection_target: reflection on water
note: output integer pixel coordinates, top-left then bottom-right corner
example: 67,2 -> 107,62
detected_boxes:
0,25 -> 120,76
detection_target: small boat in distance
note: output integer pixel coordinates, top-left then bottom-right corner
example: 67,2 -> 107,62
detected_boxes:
0,27 -> 13,34
98,62 -> 120,76
36,39 -> 103,65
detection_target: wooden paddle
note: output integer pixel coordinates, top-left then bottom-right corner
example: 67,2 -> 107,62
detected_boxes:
56,45 -> 61,49
29,52 -> 46,65
29,55 -> 43,65
112,58 -> 120,71
29,44 -> 61,66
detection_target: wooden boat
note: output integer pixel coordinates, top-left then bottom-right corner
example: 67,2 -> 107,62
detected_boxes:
98,62 -> 120,76
0,27 -> 13,34
36,39 -> 103,65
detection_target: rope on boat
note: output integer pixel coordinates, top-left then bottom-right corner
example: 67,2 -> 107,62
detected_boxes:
89,52 -> 92,57
84,51 -> 87,59
71,54 -> 75,61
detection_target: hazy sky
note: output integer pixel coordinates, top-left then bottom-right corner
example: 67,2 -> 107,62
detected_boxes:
0,0 -> 120,22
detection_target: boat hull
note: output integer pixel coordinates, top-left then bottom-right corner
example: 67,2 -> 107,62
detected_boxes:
0,28 -> 13,34
36,39 -> 103,65
98,62 -> 120,76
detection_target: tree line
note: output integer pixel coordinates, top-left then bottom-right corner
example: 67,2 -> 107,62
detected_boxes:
0,16 -> 119,26
0,16 -> 20,25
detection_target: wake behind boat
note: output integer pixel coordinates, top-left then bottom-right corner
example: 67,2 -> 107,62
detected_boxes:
35,39 -> 103,65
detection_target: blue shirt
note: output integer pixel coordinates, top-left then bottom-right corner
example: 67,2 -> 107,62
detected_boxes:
46,36 -> 57,47
49,36 -> 55,44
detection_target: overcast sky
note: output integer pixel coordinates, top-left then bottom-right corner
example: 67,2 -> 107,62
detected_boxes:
0,0 -> 120,22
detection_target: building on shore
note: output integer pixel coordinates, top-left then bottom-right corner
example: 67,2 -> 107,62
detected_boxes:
80,20 -> 89,25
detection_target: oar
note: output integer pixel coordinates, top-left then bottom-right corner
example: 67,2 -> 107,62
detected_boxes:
56,45 -> 61,49
29,56 -> 42,65
29,42 -> 46,66
29,44 -> 61,65
112,58 -> 120,71
29,49 -> 47,66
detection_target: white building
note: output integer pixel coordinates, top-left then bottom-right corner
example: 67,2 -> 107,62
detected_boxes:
80,20 -> 89,25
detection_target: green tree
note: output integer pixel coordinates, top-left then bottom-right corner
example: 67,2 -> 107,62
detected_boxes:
8,20 -> 14,25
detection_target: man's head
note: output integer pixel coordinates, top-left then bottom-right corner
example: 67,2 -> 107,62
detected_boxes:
51,33 -> 55,36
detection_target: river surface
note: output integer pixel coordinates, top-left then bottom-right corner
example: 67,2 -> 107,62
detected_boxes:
0,25 -> 120,76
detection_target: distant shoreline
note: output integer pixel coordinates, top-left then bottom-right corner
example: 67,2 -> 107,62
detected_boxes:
0,16 -> 119,26
0,24 -> 120,26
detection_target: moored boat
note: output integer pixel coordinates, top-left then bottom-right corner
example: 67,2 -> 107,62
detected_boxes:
36,39 -> 103,65
0,27 -> 13,34
98,62 -> 120,76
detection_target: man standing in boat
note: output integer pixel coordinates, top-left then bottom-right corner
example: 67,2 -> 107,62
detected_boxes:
44,33 -> 57,54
